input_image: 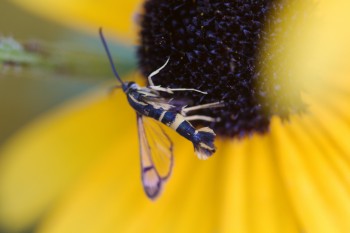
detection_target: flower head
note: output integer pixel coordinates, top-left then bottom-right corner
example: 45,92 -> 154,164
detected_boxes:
138,0 -> 307,137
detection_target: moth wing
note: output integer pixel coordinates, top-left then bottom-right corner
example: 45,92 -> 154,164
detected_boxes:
137,87 -> 160,97
168,97 -> 194,112
136,114 -> 174,200
138,85 -> 194,112
141,95 -> 193,112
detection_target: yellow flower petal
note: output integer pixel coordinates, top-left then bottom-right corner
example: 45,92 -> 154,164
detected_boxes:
272,114 -> 350,232
220,136 -> 300,233
298,0 -> 350,92
0,86 -> 135,231
33,135 -> 300,233
9,0 -> 142,43
1,78 -> 350,233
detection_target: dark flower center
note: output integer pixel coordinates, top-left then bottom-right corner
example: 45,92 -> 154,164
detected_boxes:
138,0 -> 307,138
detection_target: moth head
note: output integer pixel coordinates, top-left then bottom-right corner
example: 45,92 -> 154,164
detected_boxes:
123,81 -> 137,93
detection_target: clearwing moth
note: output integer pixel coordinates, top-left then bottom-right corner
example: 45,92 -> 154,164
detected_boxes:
99,28 -> 223,200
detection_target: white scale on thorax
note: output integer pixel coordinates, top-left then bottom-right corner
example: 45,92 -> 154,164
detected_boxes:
129,94 -> 147,106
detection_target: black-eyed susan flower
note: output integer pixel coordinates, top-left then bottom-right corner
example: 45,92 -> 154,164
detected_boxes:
1,0 -> 350,233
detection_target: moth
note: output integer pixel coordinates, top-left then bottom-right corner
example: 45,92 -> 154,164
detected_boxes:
99,28 -> 223,199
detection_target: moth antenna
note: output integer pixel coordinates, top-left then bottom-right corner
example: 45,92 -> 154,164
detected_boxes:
99,28 -> 124,85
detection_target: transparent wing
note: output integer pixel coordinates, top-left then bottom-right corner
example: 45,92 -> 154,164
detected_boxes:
138,86 -> 194,112
168,97 -> 193,112
141,96 -> 175,111
136,114 -> 174,200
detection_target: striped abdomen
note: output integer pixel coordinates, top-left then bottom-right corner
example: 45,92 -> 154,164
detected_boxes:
127,92 -> 216,159
159,111 -> 216,160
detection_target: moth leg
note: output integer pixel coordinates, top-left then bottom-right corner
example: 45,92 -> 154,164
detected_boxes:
181,101 -> 225,115
149,85 -> 208,95
148,57 -> 170,86
184,115 -> 220,122
147,57 -> 207,94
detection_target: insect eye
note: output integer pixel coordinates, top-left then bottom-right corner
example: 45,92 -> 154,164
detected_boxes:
127,82 -> 136,89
